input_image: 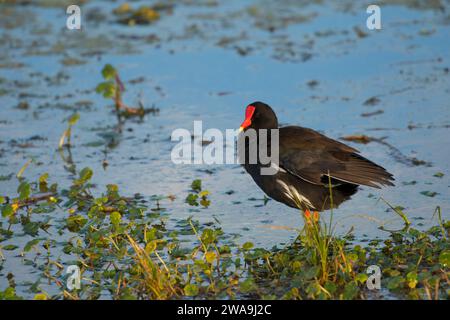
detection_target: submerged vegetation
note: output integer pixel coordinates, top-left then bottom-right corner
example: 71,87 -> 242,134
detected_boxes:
0,163 -> 448,300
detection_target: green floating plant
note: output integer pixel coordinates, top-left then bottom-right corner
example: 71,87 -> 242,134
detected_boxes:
0,169 -> 448,300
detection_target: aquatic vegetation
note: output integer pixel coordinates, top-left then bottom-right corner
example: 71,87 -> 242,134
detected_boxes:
249,221 -> 449,299
113,4 -> 166,26
96,64 -> 157,119
59,113 -> 80,149
0,167 -> 448,300
185,179 -> 211,208
113,3 -> 132,16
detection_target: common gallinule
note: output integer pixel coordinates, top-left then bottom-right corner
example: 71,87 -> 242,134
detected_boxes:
238,101 -> 394,212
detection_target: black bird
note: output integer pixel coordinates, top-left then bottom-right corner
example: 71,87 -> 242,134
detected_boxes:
238,101 -> 394,212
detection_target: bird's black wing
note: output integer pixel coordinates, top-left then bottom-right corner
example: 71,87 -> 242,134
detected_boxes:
278,126 -> 394,188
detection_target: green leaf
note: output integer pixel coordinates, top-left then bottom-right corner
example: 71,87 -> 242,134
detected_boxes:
420,191 -> 438,197
439,250 -> 450,267
68,113 -> 80,126
110,211 -> 122,226
184,284 -> 199,296
291,260 -> 302,272
33,293 -> 48,300
242,242 -> 254,250
1,287 -> 19,300
107,184 -> 119,193
18,182 -> 31,200
23,222 -> 40,236
302,266 -> 320,280
205,251 -> 216,264
0,174 -> 13,181
343,282 -> 359,299
239,278 -> 256,293
39,173 -> 49,192
39,173 -> 49,184
95,82 -> 108,93
2,244 -> 18,251
387,276 -> 404,290
324,282 -> 337,294
191,179 -> 202,192
66,215 -> 87,232
201,229 -> 215,245
198,190 -> 209,197
16,159 -> 31,179
406,271 -> 418,289
145,228 -> 158,242
433,172 -> 444,178
101,64 -> 117,80
79,167 -> 93,182
2,204 -> 14,218
145,241 -> 157,254
185,193 -> 198,206
95,81 -> 116,98
347,253 -> 358,262
199,198 -> 211,208
355,273 -> 368,284
23,238 -> 44,253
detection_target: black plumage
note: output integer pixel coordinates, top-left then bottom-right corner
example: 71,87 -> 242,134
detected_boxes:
238,102 -> 394,211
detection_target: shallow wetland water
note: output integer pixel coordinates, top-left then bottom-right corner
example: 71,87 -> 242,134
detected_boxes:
0,0 -> 449,299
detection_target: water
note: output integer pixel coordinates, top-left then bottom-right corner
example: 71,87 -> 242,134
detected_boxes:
0,0 -> 449,296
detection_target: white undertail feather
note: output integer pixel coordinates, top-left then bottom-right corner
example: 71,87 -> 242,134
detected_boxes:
276,179 -> 315,210
270,162 -> 287,173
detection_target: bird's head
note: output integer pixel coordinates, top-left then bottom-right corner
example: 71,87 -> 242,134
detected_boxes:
239,101 -> 278,132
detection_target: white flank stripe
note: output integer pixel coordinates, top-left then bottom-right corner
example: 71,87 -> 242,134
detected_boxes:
276,179 -> 315,209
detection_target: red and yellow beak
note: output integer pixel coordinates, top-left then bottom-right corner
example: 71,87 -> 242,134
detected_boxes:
239,105 -> 256,132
